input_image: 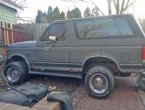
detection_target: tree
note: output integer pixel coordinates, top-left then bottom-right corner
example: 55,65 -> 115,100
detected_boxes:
84,7 -> 91,17
67,10 -> 71,19
62,0 -> 135,15
35,6 -> 82,22
61,0 -> 78,8
61,0 -> 104,15
35,6 -> 66,23
112,0 -> 135,14
70,7 -> 82,18
52,7 -> 61,21
107,0 -> 112,15
43,12 -> 47,23
60,12 -> 65,20
84,0 -> 135,15
91,7 -> 99,16
47,6 -> 53,22
35,10 -> 45,23
12,0 -> 27,8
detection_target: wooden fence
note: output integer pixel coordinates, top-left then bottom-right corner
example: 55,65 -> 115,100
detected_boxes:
16,23 -> 48,40
0,22 -> 48,45
0,22 -> 32,46
0,22 -> 33,56
0,22 -> 48,55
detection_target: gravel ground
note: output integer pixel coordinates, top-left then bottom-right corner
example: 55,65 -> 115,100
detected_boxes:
27,75 -> 145,110
0,68 -> 8,92
0,71 -> 144,110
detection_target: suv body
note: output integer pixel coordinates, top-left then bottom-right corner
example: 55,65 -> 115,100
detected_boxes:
4,14 -> 145,98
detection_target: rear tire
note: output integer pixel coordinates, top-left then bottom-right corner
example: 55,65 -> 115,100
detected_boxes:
4,61 -> 28,85
85,65 -> 114,99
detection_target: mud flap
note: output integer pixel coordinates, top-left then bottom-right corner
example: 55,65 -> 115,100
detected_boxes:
136,73 -> 145,90
0,84 -> 48,106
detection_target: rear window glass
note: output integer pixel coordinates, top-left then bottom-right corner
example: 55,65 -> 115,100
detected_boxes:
75,18 -> 133,38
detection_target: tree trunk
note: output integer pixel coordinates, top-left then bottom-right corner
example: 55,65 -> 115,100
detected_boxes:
107,0 -> 112,15
116,0 -> 120,14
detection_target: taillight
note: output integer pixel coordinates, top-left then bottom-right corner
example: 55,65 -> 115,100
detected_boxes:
142,46 -> 145,61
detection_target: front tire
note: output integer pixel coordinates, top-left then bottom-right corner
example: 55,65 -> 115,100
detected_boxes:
4,61 -> 28,85
85,66 -> 114,99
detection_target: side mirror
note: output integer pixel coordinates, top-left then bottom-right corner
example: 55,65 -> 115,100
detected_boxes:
49,36 -> 58,42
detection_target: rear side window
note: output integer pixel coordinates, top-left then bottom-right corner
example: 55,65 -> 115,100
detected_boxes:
75,18 -> 133,39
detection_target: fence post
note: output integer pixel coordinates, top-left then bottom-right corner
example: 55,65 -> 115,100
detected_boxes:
11,24 -> 14,43
1,22 -> 4,46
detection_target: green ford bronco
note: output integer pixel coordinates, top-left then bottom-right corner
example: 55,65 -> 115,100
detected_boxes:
4,14 -> 145,98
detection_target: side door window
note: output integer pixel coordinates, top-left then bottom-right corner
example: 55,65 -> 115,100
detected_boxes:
41,23 -> 66,41
50,23 -> 66,40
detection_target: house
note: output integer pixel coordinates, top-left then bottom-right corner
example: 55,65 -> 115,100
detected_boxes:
0,0 -> 22,24
0,0 -> 23,48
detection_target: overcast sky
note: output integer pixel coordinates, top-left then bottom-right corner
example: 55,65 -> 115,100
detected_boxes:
19,0 -> 145,23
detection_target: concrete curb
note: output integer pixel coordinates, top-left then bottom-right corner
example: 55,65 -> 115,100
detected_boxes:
132,75 -> 145,107
137,89 -> 145,106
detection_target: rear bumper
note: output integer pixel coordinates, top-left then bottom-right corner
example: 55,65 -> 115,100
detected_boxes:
119,64 -> 145,73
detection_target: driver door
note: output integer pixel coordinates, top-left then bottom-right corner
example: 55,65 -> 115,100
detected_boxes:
33,22 -> 70,71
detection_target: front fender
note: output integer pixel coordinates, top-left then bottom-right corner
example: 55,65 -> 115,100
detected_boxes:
6,54 -> 31,69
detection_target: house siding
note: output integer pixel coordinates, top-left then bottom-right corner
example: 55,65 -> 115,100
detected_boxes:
0,3 -> 16,24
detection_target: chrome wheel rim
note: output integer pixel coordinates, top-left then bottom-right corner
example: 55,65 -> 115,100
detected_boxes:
6,67 -> 21,83
89,73 -> 108,94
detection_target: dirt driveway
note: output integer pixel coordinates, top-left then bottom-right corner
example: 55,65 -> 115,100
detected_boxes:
28,75 -> 145,110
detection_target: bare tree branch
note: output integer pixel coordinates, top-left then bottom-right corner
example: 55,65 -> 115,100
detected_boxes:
107,0 -> 112,15
61,0 -> 135,15
120,0 -> 125,14
111,0 -> 135,14
12,0 -> 27,8
121,0 -> 135,13
112,0 -> 117,10
112,0 -> 119,14
80,0 -> 104,15
116,0 -> 120,14
123,0 -> 130,13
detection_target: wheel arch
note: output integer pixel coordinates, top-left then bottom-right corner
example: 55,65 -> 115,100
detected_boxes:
82,55 -> 121,74
6,55 -> 30,69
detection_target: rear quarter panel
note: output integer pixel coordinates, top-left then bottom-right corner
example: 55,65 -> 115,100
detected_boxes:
69,15 -> 145,73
